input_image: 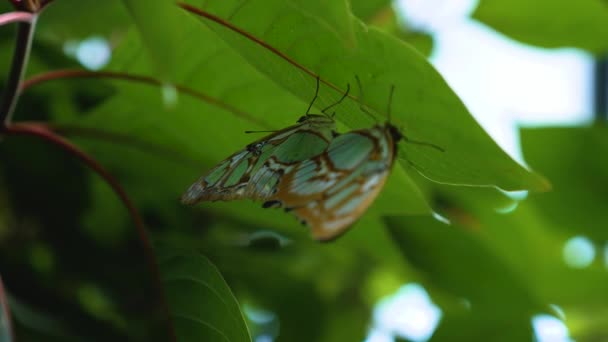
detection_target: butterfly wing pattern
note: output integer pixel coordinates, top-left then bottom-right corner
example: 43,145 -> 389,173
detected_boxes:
181,114 -> 336,203
182,112 -> 403,241
269,123 -> 402,241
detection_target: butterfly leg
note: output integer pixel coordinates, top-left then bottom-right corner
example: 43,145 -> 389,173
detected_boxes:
305,76 -> 320,116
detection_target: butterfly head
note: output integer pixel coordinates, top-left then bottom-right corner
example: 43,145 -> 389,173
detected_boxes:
297,113 -> 332,123
386,122 -> 403,143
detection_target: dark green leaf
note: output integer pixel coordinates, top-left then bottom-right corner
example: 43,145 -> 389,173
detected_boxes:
158,248 -> 251,342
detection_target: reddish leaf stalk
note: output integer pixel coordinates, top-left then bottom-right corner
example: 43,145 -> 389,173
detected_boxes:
3,122 -> 176,342
21,69 -> 271,128
177,3 -> 352,99
0,11 -> 34,25
0,275 -> 14,342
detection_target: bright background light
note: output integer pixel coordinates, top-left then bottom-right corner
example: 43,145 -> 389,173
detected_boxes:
64,36 -> 112,71
368,283 -> 442,342
397,0 -> 593,163
563,236 -> 596,269
369,0 -> 592,340
532,314 -> 573,342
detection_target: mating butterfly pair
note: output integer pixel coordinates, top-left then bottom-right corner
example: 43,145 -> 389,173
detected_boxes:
182,79 -> 409,241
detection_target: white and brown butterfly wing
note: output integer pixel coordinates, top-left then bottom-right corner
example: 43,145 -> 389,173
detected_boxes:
271,124 -> 399,241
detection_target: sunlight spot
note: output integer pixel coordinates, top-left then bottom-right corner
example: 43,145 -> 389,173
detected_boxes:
394,0 -> 478,32
432,211 -> 451,225
243,303 -> 279,342
75,36 -> 111,70
502,190 -> 529,201
562,236 -> 595,269
370,283 -> 442,342
495,200 -> 519,214
162,83 -> 179,108
364,328 -> 393,342
549,304 -> 566,321
255,335 -> 273,342
243,304 -> 276,324
532,314 -> 572,342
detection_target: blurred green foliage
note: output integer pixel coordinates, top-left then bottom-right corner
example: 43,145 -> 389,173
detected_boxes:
0,1 -> 607,341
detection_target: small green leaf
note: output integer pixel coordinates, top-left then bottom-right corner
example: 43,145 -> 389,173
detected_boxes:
158,248 -> 251,342
474,0 -> 608,53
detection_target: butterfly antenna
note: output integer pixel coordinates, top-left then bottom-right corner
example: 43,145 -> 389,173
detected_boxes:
355,75 -> 378,123
305,76 -> 320,116
321,83 -> 350,115
245,130 -> 278,134
387,85 -> 395,123
403,135 -> 445,152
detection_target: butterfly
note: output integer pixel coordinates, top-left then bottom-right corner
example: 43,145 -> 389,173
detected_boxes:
264,122 -> 403,241
182,78 -> 441,241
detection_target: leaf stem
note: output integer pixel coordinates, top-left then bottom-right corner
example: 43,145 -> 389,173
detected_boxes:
21,69 -> 271,128
177,3 -> 352,101
0,16 -> 37,126
3,122 -> 176,342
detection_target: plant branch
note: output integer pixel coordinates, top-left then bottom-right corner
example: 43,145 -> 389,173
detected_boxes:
0,16 -> 37,125
177,3 -> 352,101
0,275 -> 14,342
3,122 -> 176,342
0,11 -> 34,25
21,69 -> 271,129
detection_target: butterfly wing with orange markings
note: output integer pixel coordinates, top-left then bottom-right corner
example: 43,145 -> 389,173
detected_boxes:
268,123 -> 401,241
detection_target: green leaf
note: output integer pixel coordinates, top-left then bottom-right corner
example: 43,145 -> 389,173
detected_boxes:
521,126 -> 608,241
121,0 -> 191,80
350,0 -> 392,22
37,1 -> 130,42
386,215 -> 541,340
158,248 -> 251,342
182,1 -> 548,192
474,0 -> 608,53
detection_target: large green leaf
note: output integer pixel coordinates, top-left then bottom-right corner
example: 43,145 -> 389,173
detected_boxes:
180,0 -> 547,192
121,0 -> 191,80
474,0 -> 608,53
521,126 -> 608,241
158,248 -> 251,342
386,216 -> 541,341
60,11 -> 429,242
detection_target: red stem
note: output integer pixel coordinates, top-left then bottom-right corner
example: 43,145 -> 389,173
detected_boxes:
21,69 -> 271,129
0,275 -> 14,342
3,122 -> 176,342
177,2 -> 351,99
